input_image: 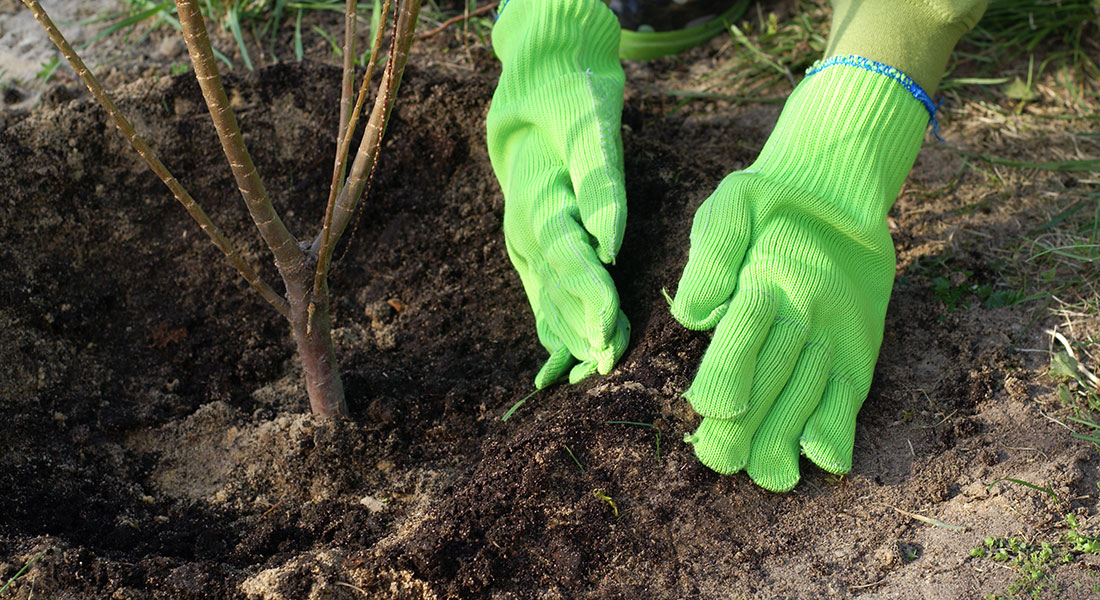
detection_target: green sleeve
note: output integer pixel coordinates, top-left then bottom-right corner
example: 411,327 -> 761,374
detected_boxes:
824,0 -> 989,93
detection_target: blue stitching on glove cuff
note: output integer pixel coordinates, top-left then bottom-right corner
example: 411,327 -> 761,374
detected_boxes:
806,54 -> 944,141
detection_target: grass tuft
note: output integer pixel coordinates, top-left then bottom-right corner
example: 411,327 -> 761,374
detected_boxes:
673,0 -> 829,108
68,0 -> 387,73
957,0 -> 1100,80
970,514 -> 1100,598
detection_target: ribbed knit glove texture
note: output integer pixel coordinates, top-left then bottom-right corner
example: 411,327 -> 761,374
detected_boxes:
488,0 -> 630,388
672,61 -> 928,492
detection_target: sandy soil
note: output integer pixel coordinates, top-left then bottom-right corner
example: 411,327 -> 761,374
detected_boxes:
1,1 -> 1099,599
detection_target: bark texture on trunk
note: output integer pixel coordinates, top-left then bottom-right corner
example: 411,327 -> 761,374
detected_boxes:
288,282 -> 348,418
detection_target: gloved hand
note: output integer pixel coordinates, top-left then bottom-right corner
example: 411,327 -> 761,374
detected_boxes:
487,0 -> 630,388
671,58 -> 932,492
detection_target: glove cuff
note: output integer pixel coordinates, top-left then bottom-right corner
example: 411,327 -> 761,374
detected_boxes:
825,0 -> 988,93
751,57 -> 931,224
491,0 -> 621,99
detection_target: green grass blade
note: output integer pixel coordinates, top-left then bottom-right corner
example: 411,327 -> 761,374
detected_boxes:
127,7 -> 234,69
370,0 -> 380,48
294,8 -> 304,61
312,24 -> 343,56
225,7 -> 254,70
79,0 -> 174,51
0,549 -> 47,595
1028,199 -> 1091,235
1068,416 -> 1100,430
36,56 -> 61,83
986,478 -> 1061,501
212,46 -> 233,68
564,445 -> 586,474
605,420 -> 657,428
268,0 -> 287,62
940,76 -> 1012,87
606,421 -> 663,464
502,388 -> 538,422
890,506 -> 966,531
726,22 -> 795,87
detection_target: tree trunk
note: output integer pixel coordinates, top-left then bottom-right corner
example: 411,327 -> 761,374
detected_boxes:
288,280 -> 348,418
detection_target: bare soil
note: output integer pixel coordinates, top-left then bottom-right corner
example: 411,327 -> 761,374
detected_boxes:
2,2 -> 1099,599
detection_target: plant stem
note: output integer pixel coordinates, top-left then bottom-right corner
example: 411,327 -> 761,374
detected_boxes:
175,0 -> 307,284
337,0 -> 357,175
313,0 -> 392,287
21,0 -> 290,318
288,280 -> 348,416
325,0 -> 420,249
175,0 -> 348,417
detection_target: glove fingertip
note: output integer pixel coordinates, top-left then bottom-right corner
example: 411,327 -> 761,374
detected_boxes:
800,433 -> 853,476
590,344 -> 614,376
568,359 -> 598,385
688,419 -> 748,475
592,223 -> 623,267
596,244 -> 616,265
748,468 -> 801,493
535,346 -> 574,389
799,376 -> 862,474
598,309 -> 631,374
587,305 -> 630,361
746,449 -> 802,493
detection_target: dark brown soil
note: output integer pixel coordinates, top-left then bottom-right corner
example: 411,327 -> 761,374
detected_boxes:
2,8 -> 1099,600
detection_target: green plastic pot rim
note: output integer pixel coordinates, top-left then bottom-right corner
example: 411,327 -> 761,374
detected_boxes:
618,0 -> 751,61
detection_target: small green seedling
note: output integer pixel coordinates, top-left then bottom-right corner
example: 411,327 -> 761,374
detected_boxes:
501,388 -> 539,421
23,0 -> 422,417
1048,338 -> 1100,441
970,514 -> 1100,598
592,489 -> 619,517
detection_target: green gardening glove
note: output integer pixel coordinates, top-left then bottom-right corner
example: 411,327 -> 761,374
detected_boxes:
671,57 -> 934,492
487,0 -> 630,388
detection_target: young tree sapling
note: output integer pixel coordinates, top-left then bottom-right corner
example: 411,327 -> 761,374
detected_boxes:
22,0 -> 421,417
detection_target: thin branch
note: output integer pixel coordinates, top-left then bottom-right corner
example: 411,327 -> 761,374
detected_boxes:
312,0 -> 393,291
415,2 -> 497,40
22,0 -> 289,318
326,0 -> 420,248
175,0 -> 307,290
336,0 -> 357,189
332,0 -> 392,203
